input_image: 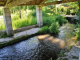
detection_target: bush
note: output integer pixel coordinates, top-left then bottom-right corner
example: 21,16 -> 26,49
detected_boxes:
42,11 -> 49,17
49,22 -> 59,34
40,26 -> 49,33
0,8 -> 3,15
77,10 -> 80,23
31,10 -> 36,17
27,10 -> 36,17
43,17 -> 53,26
56,15 -> 67,26
75,24 -> 80,39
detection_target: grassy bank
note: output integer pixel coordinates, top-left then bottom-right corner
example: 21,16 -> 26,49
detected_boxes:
0,9 -> 67,30
0,10 -> 37,30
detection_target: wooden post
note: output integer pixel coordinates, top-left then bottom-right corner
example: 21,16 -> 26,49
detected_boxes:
27,5 -> 28,13
19,6 -> 21,18
36,6 -> 43,27
3,7 -> 13,35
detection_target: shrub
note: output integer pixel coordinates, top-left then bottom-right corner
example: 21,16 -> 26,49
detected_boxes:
77,10 -> 80,23
43,17 -> 53,26
31,10 -> 36,17
49,22 -> 59,34
75,24 -> 80,39
0,8 -> 3,15
40,26 -> 49,33
42,11 -> 49,17
27,10 -> 36,17
56,15 -> 67,26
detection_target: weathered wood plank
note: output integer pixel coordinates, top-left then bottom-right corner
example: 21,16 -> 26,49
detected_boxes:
39,0 -> 47,5
39,1 -> 62,6
40,0 -> 80,6
5,0 -> 34,7
0,2 -> 4,4
0,4 -> 5,6
1,0 -> 80,7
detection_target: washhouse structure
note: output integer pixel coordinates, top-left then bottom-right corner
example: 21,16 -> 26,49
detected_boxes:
0,0 -> 80,35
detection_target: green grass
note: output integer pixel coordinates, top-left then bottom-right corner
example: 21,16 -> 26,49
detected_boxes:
40,26 -> 49,34
0,10 -> 37,30
12,15 -> 37,29
0,20 -> 5,30
0,10 -> 67,31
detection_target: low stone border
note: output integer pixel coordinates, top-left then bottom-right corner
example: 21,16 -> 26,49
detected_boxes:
0,28 -> 41,49
0,30 -> 6,36
0,32 -> 39,49
14,24 -> 37,33
0,24 -> 37,36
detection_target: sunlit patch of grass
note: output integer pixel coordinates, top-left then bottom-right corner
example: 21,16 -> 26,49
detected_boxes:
12,16 -> 37,29
0,10 -> 37,30
0,20 -> 5,30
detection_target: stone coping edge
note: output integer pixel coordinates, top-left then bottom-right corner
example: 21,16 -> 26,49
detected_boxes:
0,24 -> 37,36
0,32 -> 40,49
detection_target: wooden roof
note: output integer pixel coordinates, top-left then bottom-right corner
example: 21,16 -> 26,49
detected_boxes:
0,0 -> 80,7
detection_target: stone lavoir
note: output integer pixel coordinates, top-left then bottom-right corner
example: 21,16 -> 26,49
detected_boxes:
0,23 -> 78,60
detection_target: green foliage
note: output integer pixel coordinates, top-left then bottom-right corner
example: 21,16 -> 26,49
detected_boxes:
0,32 -> 13,38
30,10 -> 36,17
10,6 -> 19,13
42,10 -> 49,17
12,16 -> 37,29
43,14 -> 57,26
49,22 -> 59,34
29,6 -> 36,10
75,24 -> 80,39
21,6 -> 27,10
0,19 -> 5,30
40,26 -> 49,33
0,7 -> 3,15
56,15 -> 68,26
49,57 -> 52,60
77,10 -> 80,23
0,10 -> 37,30
43,17 -> 53,26
58,51 -> 63,57
27,10 -> 36,17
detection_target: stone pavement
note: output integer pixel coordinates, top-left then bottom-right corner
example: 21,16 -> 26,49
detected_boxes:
0,28 -> 40,43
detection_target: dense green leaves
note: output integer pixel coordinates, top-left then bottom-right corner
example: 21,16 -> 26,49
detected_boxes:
49,22 -> 59,34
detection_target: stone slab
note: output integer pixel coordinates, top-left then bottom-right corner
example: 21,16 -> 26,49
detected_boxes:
0,28 -> 40,43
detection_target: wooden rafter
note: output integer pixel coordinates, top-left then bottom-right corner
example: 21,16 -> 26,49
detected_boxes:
40,0 -> 80,6
0,0 -> 80,7
4,0 -> 7,5
0,2 -> 4,4
0,4 -> 5,6
5,0 -> 34,7
39,0 -> 47,5
39,1 -> 62,6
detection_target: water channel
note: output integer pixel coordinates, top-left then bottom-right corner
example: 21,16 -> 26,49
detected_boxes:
0,23 -> 77,60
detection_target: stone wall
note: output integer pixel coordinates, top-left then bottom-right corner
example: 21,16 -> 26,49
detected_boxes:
0,24 -> 37,36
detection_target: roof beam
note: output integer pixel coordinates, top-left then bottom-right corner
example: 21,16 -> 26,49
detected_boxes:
0,2 -> 4,4
39,0 -> 47,5
5,0 -> 34,7
40,0 -> 80,6
39,1 -> 62,6
62,0 -> 80,3
0,4 -> 5,6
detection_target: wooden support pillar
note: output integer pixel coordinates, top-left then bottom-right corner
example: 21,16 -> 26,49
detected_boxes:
19,6 -> 21,18
3,8 -> 13,35
36,6 -> 43,27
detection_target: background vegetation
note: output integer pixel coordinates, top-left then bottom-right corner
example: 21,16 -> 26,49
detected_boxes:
0,2 -> 80,37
